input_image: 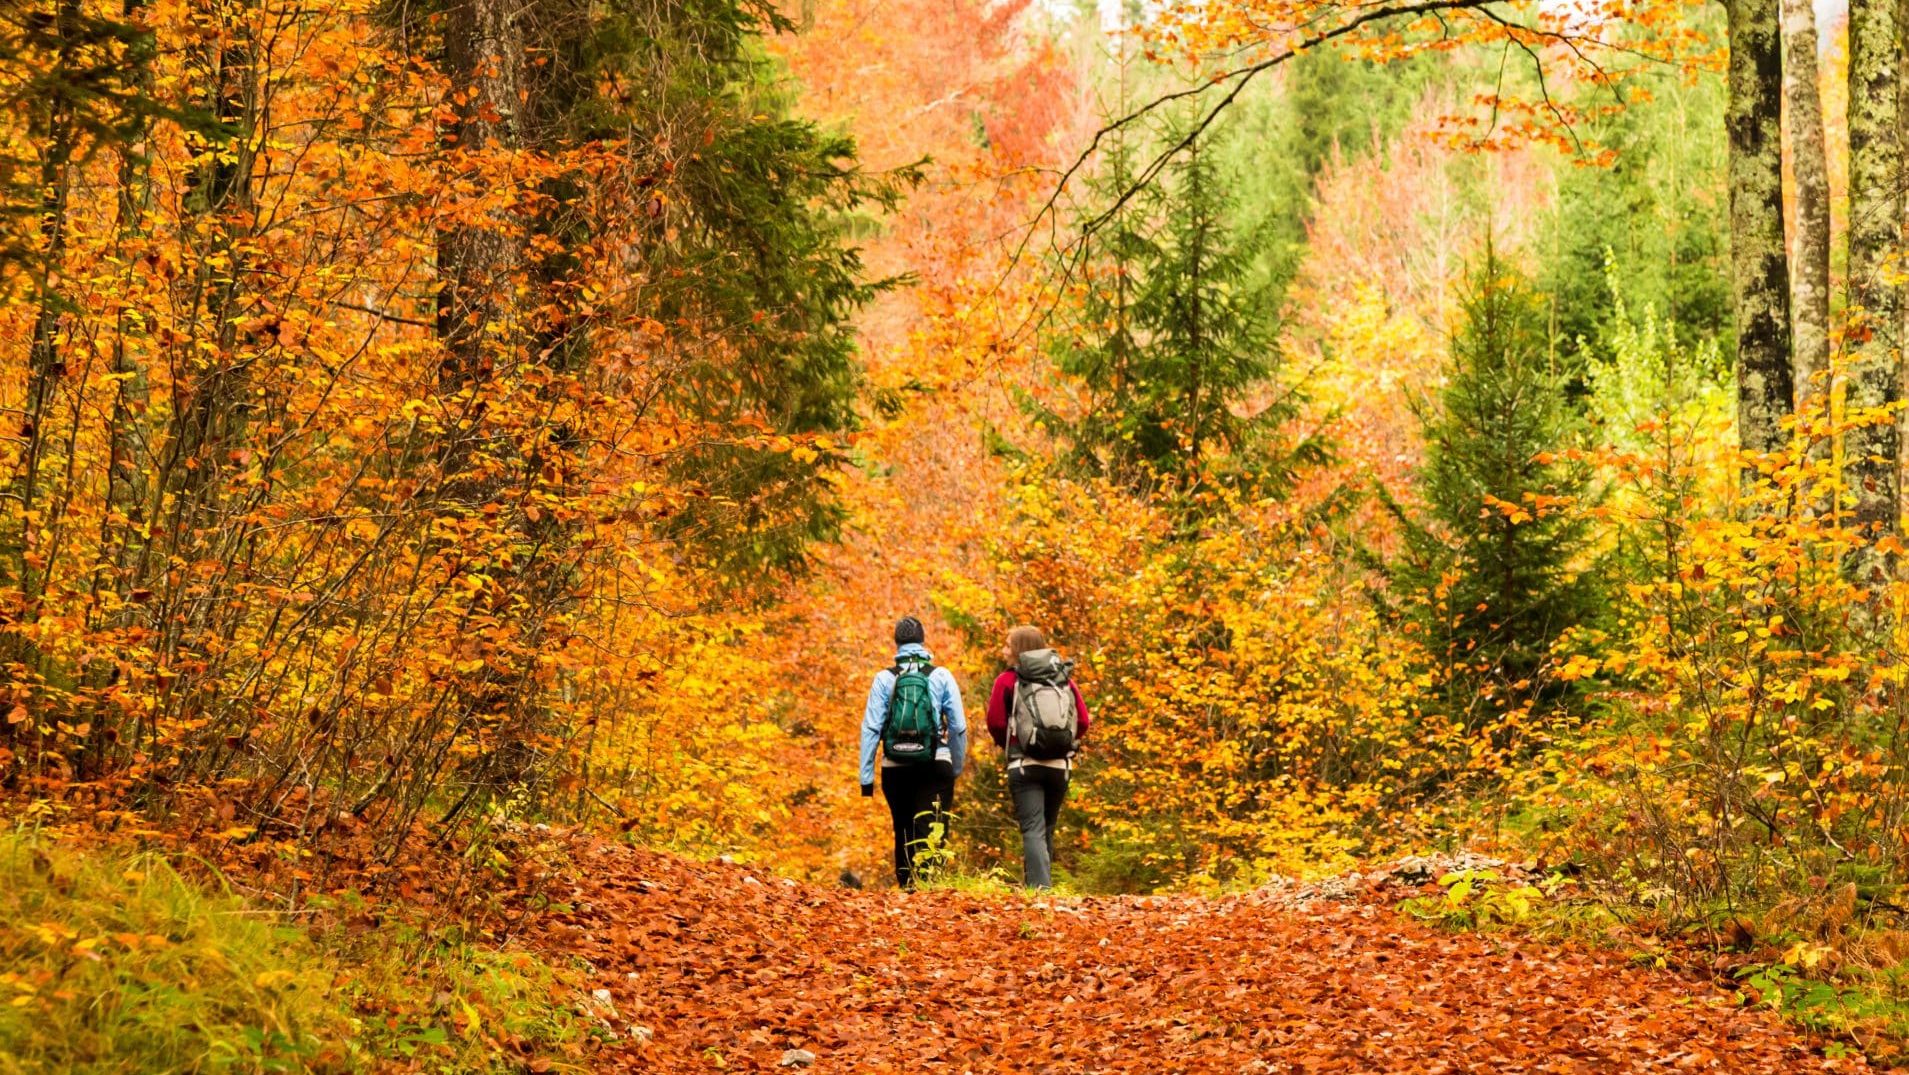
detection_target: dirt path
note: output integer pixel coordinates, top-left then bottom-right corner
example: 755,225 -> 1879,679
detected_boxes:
524,842 -> 1867,1073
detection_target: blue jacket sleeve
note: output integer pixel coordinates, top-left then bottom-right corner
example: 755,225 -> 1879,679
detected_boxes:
934,668 -> 968,777
859,671 -> 891,787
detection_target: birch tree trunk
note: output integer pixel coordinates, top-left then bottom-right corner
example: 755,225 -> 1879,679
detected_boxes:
1781,0 -> 1831,414
1725,0 -> 1795,459
1846,0 -> 1903,578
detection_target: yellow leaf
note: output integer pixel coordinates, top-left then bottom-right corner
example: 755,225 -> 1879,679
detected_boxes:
254,969 -> 299,990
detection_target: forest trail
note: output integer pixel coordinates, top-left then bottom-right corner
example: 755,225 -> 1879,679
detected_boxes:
523,842 -> 1865,1073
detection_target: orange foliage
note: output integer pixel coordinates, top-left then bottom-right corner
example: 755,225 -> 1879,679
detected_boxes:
757,0 -> 1084,879
528,836 -> 1868,1071
0,0 -> 910,877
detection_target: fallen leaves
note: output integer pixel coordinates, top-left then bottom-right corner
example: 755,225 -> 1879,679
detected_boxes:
523,841 -> 1867,1073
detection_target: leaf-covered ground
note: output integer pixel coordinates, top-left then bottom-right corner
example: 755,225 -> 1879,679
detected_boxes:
527,842 -> 1867,1072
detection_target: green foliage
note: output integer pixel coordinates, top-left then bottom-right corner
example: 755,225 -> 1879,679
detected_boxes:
1071,826 -> 1178,895
1050,113 -> 1322,502
507,0 -> 922,581
909,815 -> 1019,895
1537,59 -> 1731,369
1217,50 -> 1440,303
652,72 -> 919,578
0,829 -> 585,1074
1398,869 -> 1544,930
1730,948 -> 1909,1060
1379,247 -> 1600,729
1583,251 -> 1729,451
1580,249 -> 1731,585
0,831 -> 347,1073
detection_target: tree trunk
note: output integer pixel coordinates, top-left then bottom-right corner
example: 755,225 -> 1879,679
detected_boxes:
1781,0 -> 1831,415
145,12 -> 258,575
1725,0 -> 1795,460
429,0 -> 534,820
8,0 -> 81,628
1846,0 -> 1903,576
435,0 -> 526,386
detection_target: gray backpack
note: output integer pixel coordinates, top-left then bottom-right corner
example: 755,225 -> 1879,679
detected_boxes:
1008,648 -> 1077,760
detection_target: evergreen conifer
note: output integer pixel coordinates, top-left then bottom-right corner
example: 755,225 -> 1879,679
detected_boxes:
1051,119 -> 1320,503
1382,247 -> 1600,728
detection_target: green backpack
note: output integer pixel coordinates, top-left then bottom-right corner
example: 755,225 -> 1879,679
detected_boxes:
881,657 -> 940,766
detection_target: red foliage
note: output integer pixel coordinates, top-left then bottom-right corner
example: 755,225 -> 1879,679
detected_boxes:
524,839 -> 1867,1072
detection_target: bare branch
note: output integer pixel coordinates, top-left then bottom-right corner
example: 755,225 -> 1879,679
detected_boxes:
1001,0 -> 1500,341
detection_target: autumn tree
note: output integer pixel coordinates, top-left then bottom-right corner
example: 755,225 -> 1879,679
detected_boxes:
507,0 -> 917,580
0,1 -> 163,273
8,0 -> 85,634
0,0 -> 916,863
2,0 -> 170,651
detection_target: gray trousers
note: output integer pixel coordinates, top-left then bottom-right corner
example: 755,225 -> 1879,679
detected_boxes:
1008,763 -> 1068,889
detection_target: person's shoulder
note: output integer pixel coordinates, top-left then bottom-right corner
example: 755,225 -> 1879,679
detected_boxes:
992,668 -> 1017,687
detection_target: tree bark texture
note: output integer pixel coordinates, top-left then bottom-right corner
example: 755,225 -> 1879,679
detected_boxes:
435,0 -> 526,387
1725,0 -> 1796,459
1845,0 -> 1902,560
1781,0 -> 1831,413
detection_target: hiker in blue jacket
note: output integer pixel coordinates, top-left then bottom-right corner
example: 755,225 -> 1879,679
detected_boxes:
859,616 -> 967,888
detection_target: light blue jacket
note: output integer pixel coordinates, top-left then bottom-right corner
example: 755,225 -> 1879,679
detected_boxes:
859,642 -> 967,786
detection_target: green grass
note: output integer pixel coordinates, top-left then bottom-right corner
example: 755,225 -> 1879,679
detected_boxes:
0,828 -> 589,1074
907,819 -> 1022,895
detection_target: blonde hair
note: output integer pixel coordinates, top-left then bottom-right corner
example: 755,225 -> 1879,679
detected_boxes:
1005,625 -> 1046,661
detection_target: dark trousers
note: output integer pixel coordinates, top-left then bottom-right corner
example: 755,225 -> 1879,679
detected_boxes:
935,758 -> 955,816
1008,763 -> 1068,889
880,761 -> 954,889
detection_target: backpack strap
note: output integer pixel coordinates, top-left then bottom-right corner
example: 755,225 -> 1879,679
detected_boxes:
879,664 -> 901,733
1004,674 -> 1019,757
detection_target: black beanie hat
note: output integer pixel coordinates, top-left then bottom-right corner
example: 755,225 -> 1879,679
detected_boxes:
894,616 -> 925,646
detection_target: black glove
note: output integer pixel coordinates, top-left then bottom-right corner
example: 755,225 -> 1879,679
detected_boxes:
860,783 -> 874,798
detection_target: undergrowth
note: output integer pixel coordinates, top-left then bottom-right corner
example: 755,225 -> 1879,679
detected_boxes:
1397,860 -> 1909,1066
909,816 -> 1022,895
0,824 -> 590,1074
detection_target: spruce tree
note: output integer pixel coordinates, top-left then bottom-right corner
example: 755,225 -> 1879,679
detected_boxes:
1052,120 -> 1317,501
1383,248 -> 1599,728
1049,114 -> 1153,477
489,0 -> 917,581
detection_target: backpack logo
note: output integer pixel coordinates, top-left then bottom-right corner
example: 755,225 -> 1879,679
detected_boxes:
881,658 -> 940,766
1009,649 -> 1077,761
